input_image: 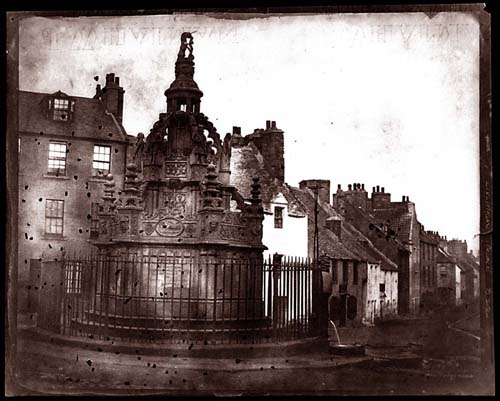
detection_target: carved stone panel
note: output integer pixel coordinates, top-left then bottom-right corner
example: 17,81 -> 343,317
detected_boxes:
156,218 -> 184,237
164,159 -> 187,178
143,222 -> 155,236
163,191 -> 187,217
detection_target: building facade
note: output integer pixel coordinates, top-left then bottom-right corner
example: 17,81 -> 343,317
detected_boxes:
18,74 -> 130,312
333,184 -> 419,315
419,228 -> 440,311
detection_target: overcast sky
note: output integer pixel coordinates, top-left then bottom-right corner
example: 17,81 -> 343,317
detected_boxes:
19,12 -> 480,253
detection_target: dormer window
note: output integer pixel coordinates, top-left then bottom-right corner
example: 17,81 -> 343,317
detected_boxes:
47,92 -> 75,122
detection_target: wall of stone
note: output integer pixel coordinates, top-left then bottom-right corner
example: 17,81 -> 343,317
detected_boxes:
18,133 -> 128,311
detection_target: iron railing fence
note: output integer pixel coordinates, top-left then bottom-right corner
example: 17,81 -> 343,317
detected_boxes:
37,252 -> 320,344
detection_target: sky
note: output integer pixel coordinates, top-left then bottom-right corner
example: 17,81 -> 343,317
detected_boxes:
18,12 -> 480,253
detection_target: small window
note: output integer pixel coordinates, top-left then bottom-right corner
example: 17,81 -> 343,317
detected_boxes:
47,142 -> 67,176
379,283 -> 386,293
45,199 -> 64,236
93,145 -> 111,177
65,261 -> 82,294
274,206 -> 283,229
353,262 -> 359,285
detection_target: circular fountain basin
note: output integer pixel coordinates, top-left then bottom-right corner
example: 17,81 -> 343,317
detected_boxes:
329,343 -> 366,356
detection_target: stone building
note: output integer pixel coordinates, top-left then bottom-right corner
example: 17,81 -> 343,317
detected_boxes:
17,73 -> 130,312
332,184 -> 417,314
441,238 -> 479,305
419,227 -> 440,311
292,184 -> 398,327
230,122 -> 399,327
230,122 -> 308,259
436,247 -> 463,306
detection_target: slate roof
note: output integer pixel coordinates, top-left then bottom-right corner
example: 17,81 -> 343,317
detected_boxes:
289,186 -> 398,271
437,248 -> 456,264
370,207 -> 415,244
419,227 -> 440,245
229,136 -> 397,271
18,90 -> 128,141
342,200 -> 409,252
455,254 -> 480,274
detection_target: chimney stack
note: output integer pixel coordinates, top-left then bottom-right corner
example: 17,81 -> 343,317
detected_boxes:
232,126 -> 241,135
99,72 -> 125,123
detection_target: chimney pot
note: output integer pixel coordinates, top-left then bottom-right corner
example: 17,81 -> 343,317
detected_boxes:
271,121 -> 276,128
232,126 -> 241,135
348,184 -> 352,191
115,76 -> 120,85
372,187 -> 375,193
266,120 -> 271,129
376,185 -> 380,192
361,184 -> 365,190
381,187 -> 385,193
337,184 -> 341,190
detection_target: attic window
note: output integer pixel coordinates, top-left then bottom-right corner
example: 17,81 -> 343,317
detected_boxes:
50,97 -> 75,121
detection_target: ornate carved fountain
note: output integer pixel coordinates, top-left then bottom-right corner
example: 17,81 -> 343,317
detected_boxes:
88,33 -> 268,341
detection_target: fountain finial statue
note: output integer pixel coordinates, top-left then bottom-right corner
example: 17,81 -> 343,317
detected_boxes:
178,32 -> 194,60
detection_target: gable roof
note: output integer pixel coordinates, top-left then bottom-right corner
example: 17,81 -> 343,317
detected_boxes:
289,186 -> 397,270
362,200 -> 419,245
18,90 -> 128,141
437,248 -> 456,264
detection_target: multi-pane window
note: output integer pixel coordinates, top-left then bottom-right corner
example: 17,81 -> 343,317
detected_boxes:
274,206 -> 283,229
47,142 -> 67,175
52,98 -> 74,121
90,202 -> 100,239
45,199 -> 64,236
93,145 -> 111,177
379,283 -> 386,293
65,261 -> 82,294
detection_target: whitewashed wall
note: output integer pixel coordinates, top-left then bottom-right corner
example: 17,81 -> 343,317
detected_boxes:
363,263 -> 398,325
262,192 -> 308,260
455,265 -> 462,305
